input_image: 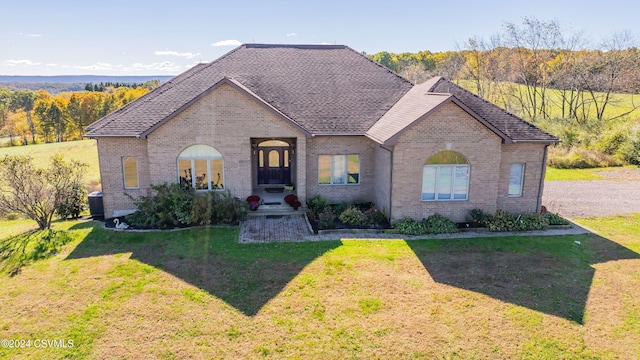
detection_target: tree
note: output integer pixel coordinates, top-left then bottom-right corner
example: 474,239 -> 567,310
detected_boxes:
0,155 -> 87,230
8,90 -> 38,144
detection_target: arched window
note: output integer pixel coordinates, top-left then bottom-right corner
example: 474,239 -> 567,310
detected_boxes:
422,150 -> 469,201
177,145 -> 224,191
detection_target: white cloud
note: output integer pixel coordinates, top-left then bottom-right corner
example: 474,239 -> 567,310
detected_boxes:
317,42 -> 331,45
28,34 -> 42,37
286,32 -> 297,37
212,39 -> 242,47
124,61 -> 184,72
46,63 -> 58,67
74,62 -> 114,71
155,50 -> 201,59
4,59 -> 41,67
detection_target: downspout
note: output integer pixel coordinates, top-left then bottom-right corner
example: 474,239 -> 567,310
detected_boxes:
380,144 -> 394,221
536,144 -> 550,211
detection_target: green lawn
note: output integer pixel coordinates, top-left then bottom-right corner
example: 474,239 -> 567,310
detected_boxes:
545,166 -> 606,181
0,139 -> 100,192
0,213 -> 639,359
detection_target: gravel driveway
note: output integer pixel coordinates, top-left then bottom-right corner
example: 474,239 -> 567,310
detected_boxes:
542,167 -> 640,218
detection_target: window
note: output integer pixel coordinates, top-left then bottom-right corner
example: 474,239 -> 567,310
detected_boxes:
318,155 -> 360,185
508,163 -> 525,197
177,144 -> 224,190
122,157 -> 139,189
422,151 -> 469,201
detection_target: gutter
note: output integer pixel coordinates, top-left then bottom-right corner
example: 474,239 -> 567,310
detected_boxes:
536,144 -> 550,211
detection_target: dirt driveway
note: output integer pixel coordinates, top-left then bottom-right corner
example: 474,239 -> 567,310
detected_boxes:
542,167 -> 640,218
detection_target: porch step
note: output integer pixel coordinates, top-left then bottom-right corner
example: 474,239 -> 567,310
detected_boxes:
247,205 -> 307,217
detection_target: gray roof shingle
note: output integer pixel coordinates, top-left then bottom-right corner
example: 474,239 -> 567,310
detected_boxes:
85,44 -> 413,137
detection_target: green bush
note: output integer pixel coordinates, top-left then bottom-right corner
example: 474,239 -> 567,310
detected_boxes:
393,218 -> 426,235
545,212 -> 570,225
423,213 -> 458,234
126,183 -> 247,229
486,210 -> 549,231
55,182 -> 88,219
487,210 -> 517,231
318,208 -> 336,229
547,146 -> 624,169
467,208 -> 490,226
364,206 -> 387,226
516,213 -> 549,231
339,207 -> 365,226
308,195 -> 329,213
393,214 -> 457,235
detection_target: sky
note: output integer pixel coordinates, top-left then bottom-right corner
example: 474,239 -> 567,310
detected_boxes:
2,0 -> 640,76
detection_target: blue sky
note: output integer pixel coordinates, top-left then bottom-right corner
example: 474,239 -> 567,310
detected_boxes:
2,0 -> 639,76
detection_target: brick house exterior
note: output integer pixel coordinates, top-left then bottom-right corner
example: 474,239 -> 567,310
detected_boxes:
86,44 -> 558,221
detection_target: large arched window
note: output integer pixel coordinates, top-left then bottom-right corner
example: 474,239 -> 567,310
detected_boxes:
177,145 -> 224,191
422,150 -> 469,201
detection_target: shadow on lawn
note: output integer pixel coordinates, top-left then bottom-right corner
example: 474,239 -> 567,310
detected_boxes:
407,234 -> 640,324
65,222 -> 340,316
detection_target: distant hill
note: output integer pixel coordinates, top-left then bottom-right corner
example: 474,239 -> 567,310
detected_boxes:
0,75 -> 174,93
0,75 -> 174,84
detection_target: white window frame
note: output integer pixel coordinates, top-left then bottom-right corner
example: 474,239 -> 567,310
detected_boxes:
508,163 -> 525,197
318,154 -> 360,185
177,145 -> 225,191
421,164 -> 470,201
122,156 -> 139,190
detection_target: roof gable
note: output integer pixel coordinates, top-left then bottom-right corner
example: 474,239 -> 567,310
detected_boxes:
366,77 -> 559,145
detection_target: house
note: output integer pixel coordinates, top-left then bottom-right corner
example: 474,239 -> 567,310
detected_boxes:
85,44 -> 559,222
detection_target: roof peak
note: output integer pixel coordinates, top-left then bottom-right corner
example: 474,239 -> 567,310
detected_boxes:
243,43 -> 346,50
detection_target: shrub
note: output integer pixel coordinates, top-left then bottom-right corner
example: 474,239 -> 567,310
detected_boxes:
547,146 -> 624,169
516,213 -> 549,231
364,207 -> 387,226
423,213 -> 458,234
339,207 -> 365,226
485,210 -> 548,231
318,208 -> 336,229
393,218 -> 426,235
55,181 -> 88,219
126,184 -> 247,229
308,195 -> 329,212
545,212 -> 570,225
486,210 -> 517,231
467,208 -> 490,227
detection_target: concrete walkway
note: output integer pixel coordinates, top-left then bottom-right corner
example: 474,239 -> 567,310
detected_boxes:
238,214 -> 592,243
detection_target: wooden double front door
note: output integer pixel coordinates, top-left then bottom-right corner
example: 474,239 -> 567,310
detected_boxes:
257,142 -> 291,185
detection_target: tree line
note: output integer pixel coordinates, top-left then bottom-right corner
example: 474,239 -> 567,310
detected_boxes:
368,18 -> 640,124
367,18 -> 640,166
0,82 -> 156,145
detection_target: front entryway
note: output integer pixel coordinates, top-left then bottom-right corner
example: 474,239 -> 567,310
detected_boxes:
254,139 -> 294,185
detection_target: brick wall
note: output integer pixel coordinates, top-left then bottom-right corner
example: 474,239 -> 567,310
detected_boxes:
99,83 -> 308,217
496,142 -> 548,213
305,136 -> 377,204
390,102 -> 503,222
96,137 -> 149,218
372,145 -> 392,216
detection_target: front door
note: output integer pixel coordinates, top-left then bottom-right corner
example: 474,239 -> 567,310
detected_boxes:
257,142 -> 291,185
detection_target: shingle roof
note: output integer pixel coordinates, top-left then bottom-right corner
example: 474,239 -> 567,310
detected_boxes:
366,77 -> 559,144
85,45 -> 558,144
85,44 -> 413,137
426,77 -> 559,142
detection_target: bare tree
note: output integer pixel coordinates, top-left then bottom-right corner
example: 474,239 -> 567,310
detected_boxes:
0,155 -> 86,230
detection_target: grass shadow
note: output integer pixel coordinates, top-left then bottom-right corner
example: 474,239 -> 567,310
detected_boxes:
0,229 -> 74,276
407,234 -> 640,324
65,223 -> 340,316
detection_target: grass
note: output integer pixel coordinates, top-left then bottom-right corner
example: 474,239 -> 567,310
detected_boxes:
0,214 -> 639,359
0,139 -> 100,192
545,165 -> 639,181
